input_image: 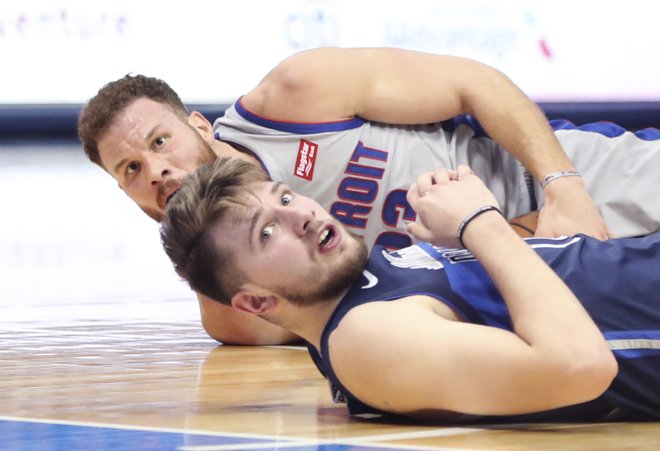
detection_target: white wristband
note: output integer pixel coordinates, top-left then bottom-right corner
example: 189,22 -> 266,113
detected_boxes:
541,170 -> 581,190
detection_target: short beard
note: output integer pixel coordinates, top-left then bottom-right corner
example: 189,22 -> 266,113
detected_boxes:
145,127 -> 217,222
282,237 -> 369,307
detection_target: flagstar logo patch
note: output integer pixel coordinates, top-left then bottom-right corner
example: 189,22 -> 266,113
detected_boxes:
294,139 -> 318,181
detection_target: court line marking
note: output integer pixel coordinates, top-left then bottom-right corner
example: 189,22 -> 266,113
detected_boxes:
0,415 -> 303,442
178,427 -> 490,450
179,442 -> 331,450
179,438 -> 484,451
344,427 -> 486,442
2,323 -> 489,450
269,345 -> 308,351
0,415 -> 488,451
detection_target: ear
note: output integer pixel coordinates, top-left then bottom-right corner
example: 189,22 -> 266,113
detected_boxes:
231,289 -> 278,315
187,111 -> 215,143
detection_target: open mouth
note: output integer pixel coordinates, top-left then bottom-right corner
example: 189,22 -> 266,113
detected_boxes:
318,225 -> 338,252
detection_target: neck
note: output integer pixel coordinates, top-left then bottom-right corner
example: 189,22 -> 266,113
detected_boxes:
212,140 -> 262,168
278,288 -> 350,350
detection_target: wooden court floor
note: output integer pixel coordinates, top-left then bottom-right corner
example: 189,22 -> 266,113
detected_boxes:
1,296 -> 659,451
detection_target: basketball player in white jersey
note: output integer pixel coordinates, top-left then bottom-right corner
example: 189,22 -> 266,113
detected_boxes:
78,47 -> 660,345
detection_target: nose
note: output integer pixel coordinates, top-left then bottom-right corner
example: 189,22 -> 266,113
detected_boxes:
281,206 -> 315,237
146,156 -> 170,186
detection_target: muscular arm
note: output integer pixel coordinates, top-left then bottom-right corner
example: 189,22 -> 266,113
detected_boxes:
330,167 -> 616,416
197,293 -> 301,345
243,47 -> 608,239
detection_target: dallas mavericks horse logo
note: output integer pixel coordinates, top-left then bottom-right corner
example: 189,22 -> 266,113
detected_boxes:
382,244 -> 445,270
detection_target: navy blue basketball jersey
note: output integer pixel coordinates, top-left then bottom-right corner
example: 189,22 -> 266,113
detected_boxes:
310,233 -> 660,421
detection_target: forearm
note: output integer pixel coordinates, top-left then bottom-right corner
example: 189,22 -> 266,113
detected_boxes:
256,48 -> 574,179
254,48 -> 602,238
462,213 -> 610,359
407,166 -> 616,411
460,61 -> 610,239
461,65 -> 575,180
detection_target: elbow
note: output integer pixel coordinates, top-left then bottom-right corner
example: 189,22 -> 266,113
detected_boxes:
200,316 -> 234,344
587,349 -> 619,397
196,292 -> 302,345
201,312 -> 302,346
199,308 -> 260,345
200,316 -> 261,345
561,348 -> 619,403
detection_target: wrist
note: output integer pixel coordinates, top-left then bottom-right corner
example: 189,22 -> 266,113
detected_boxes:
541,170 -> 581,190
456,205 -> 505,249
541,172 -> 587,203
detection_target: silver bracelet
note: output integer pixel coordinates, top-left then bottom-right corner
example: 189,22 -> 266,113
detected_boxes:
541,170 -> 581,190
456,205 -> 503,249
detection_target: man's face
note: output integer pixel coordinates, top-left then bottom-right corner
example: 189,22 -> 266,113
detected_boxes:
98,98 -> 217,221
218,181 -> 368,306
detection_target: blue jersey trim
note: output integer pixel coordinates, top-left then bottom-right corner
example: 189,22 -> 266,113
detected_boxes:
210,135 -> 273,179
604,330 -> 660,358
234,97 -> 365,134
213,132 -> 273,178
635,127 -> 660,140
442,115 -> 660,141
550,119 -> 660,141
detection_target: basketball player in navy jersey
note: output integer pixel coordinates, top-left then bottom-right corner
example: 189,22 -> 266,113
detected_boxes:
79,47 -> 660,345
161,158 -> 660,422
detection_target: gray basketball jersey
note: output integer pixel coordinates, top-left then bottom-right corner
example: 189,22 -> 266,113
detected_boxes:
214,100 -> 660,247
213,99 -> 529,250
549,121 -> 660,238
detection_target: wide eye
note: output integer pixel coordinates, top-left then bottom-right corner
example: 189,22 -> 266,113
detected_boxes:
281,192 -> 293,206
126,161 -> 140,175
153,136 -> 166,148
261,225 -> 273,242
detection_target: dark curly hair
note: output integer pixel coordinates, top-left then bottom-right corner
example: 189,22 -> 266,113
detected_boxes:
78,74 -> 188,167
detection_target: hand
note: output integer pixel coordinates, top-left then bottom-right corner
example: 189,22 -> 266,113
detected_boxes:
536,177 -> 611,240
406,165 -> 501,247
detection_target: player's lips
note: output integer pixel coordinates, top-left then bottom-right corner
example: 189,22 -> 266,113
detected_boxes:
317,223 -> 340,254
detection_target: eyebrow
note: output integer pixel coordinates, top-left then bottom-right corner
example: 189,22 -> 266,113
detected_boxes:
247,182 -> 283,251
111,125 -> 159,175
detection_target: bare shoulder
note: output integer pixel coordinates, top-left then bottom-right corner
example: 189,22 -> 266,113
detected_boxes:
327,297 -> 457,413
329,296 -> 444,352
327,301 -> 402,388
256,47 -> 347,87
241,47 -> 368,122
330,301 -> 391,346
